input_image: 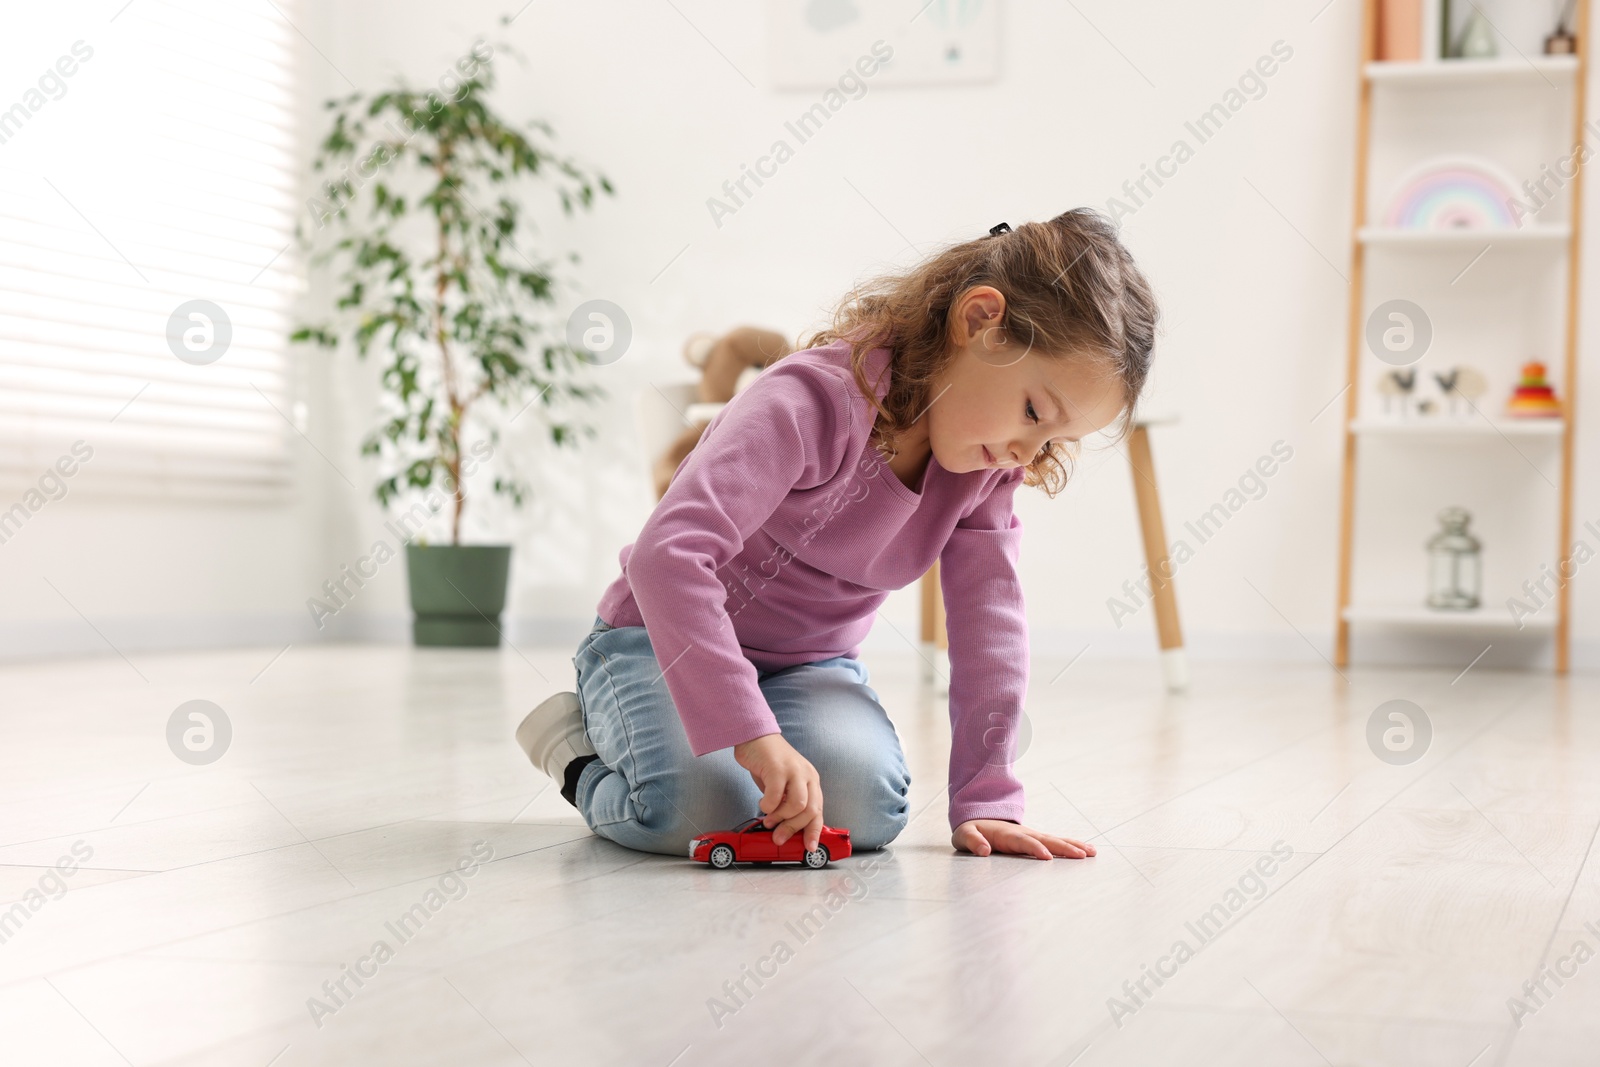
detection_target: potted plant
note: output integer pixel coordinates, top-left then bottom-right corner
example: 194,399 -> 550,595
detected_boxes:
292,31 -> 615,646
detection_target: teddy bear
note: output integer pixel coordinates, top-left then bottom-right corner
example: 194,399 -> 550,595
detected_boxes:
651,325 -> 793,500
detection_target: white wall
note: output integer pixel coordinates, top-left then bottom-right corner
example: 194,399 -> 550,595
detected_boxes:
4,0 -> 1596,674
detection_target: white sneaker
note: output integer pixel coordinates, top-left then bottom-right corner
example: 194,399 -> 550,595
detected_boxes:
515,691 -> 596,783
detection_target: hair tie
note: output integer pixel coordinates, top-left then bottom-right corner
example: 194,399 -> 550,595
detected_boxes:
988,222 -> 1012,237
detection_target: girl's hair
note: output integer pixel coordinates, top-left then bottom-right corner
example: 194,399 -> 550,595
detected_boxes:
801,208 -> 1159,497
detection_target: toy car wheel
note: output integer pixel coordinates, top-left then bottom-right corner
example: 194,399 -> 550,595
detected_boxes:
803,846 -> 830,869
708,844 -> 735,869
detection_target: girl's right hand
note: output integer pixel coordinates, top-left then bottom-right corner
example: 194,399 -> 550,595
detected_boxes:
732,732 -> 824,853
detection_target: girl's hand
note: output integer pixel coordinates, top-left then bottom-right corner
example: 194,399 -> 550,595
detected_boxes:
733,732 -> 824,852
953,819 -> 1097,860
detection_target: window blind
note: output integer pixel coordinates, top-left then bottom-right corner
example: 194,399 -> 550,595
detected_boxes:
0,0 -> 304,500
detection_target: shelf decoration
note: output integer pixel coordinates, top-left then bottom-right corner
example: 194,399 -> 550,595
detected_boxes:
1426,507 -> 1482,610
1379,0 -> 1424,60
1506,361 -> 1563,417
1452,8 -> 1498,57
1432,369 -> 1459,414
1378,368 -> 1418,416
1436,364 -> 1487,417
1548,0 -> 1579,54
1381,156 -> 1521,230
1376,364 -> 1487,419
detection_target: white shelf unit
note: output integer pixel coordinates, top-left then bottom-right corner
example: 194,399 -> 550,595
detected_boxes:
1342,601 -> 1558,632
1333,1 -> 1589,672
1349,418 -> 1565,439
1357,224 -> 1572,246
1365,55 -> 1579,85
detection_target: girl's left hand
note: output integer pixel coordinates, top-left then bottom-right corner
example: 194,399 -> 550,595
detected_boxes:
953,819 -> 1097,860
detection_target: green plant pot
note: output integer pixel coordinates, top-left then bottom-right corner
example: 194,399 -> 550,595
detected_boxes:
405,544 -> 513,647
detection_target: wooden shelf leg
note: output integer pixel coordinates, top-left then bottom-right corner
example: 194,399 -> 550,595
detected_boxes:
1335,0 -> 1378,671
1555,0 -> 1592,674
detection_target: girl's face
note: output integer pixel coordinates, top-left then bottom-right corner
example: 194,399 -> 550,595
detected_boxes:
924,288 -> 1128,474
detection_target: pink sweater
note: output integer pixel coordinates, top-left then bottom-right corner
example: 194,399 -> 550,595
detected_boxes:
596,338 -> 1029,830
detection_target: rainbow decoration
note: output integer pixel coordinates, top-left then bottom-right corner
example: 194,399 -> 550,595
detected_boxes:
1381,156 -> 1521,230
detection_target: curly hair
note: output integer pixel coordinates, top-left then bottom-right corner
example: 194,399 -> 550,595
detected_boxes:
801,208 -> 1159,497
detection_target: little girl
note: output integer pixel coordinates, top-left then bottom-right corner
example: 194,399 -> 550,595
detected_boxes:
517,208 -> 1158,861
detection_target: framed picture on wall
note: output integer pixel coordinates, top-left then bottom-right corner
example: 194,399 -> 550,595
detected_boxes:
767,0 -> 1001,89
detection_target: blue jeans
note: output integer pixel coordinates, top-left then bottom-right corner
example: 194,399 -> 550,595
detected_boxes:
571,615 -> 911,857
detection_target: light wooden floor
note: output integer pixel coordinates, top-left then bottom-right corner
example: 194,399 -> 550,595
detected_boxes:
0,642 -> 1595,1066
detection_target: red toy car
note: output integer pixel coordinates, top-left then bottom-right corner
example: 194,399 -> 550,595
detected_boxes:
689,816 -> 852,869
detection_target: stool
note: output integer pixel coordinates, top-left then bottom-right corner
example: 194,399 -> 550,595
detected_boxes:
920,413 -> 1187,692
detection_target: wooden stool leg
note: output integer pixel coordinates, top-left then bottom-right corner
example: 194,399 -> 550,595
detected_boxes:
920,562 -> 949,691
1128,424 -> 1188,691
920,560 -> 946,646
